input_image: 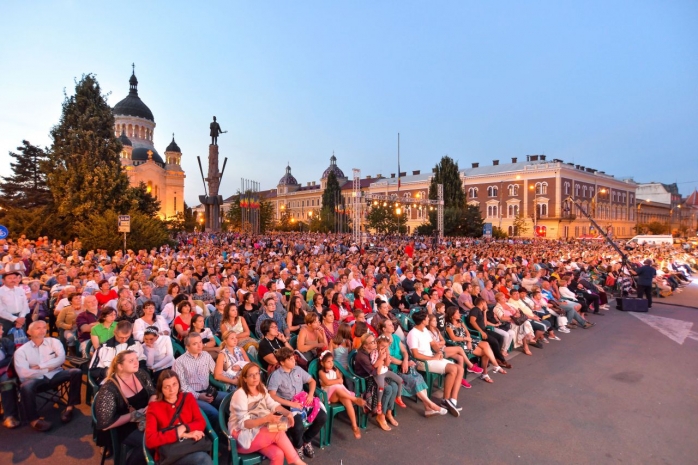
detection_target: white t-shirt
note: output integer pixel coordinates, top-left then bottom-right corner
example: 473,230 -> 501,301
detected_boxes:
406,327 -> 434,358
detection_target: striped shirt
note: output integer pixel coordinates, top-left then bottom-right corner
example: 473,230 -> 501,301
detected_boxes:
173,350 -> 215,396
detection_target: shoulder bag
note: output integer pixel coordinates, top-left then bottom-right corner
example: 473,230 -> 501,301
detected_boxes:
158,394 -> 212,465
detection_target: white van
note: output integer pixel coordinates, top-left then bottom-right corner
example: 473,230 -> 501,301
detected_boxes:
628,235 -> 674,245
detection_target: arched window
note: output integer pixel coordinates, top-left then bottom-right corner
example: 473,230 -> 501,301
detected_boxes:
468,187 -> 478,198
508,204 -> 519,217
508,184 -> 519,196
487,205 -> 498,217
535,182 -> 548,195
583,186 -> 588,198
487,186 -> 498,197
564,182 -> 570,195
575,184 -> 581,198
537,203 -> 548,217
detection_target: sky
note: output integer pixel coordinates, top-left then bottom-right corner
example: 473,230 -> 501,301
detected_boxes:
1,0 -> 697,206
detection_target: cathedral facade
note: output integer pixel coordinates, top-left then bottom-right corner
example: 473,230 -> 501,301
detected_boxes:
112,69 -> 185,219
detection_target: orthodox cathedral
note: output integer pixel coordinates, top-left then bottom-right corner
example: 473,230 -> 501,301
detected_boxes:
112,67 -> 185,219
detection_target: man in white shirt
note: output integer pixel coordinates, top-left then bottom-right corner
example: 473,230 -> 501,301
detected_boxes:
406,310 -> 463,417
0,270 -> 30,334
14,321 -> 82,432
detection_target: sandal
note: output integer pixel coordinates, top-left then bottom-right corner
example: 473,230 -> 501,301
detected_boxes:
395,397 -> 407,408
376,414 -> 391,431
480,374 -> 494,383
352,426 -> 362,439
386,412 -> 399,427
492,366 -> 507,374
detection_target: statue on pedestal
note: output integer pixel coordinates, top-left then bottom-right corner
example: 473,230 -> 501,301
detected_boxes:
210,116 -> 227,145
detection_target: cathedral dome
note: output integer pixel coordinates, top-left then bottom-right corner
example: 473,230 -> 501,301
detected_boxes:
118,130 -> 132,147
113,70 -> 155,122
278,164 -> 299,186
166,134 -> 181,153
322,154 -> 345,179
132,147 -> 164,165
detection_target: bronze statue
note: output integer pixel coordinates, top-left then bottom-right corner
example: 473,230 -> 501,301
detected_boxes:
210,116 -> 227,145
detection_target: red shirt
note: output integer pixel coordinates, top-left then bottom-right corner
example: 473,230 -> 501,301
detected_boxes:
405,244 -> 414,258
353,297 -> 372,314
95,290 -> 117,308
145,392 -> 207,460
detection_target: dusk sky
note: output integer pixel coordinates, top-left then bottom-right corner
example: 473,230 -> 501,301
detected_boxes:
1,0 -> 696,206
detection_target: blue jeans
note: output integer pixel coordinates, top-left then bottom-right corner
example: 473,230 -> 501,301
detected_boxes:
381,379 -> 398,414
197,391 -> 226,427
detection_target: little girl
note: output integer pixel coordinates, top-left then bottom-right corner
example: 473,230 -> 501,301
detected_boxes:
372,336 -> 406,411
317,351 -> 365,439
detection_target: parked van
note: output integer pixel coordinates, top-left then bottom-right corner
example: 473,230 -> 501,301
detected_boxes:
627,235 -> 674,245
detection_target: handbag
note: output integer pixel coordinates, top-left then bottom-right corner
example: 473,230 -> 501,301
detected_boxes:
158,395 -> 212,465
110,378 -> 146,432
511,311 -> 528,326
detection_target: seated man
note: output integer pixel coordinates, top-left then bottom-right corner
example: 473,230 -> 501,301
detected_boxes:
173,331 -> 226,426
89,320 -> 146,384
267,347 -> 326,460
75,295 -> 100,357
13,321 -> 82,432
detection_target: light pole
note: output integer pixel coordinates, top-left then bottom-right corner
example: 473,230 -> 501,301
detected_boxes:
529,184 -> 538,236
591,188 -> 607,234
395,204 -> 402,236
307,211 -> 313,232
636,199 -> 651,234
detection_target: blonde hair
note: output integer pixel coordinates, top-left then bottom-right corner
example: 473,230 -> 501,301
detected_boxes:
106,349 -> 137,380
220,330 -> 238,348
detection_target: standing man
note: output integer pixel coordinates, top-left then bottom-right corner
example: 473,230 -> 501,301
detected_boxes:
210,116 -> 226,145
0,270 -> 30,335
14,321 -> 82,432
632,259 -> 657,309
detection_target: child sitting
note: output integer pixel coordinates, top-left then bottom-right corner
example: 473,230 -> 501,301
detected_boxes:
317,351 -> 365,439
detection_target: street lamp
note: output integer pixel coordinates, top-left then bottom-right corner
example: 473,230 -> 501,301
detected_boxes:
529,184 -> 538,235
636,199 -> 651,233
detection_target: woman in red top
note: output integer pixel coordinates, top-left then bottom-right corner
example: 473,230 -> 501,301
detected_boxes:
145,370 -> 212,464
330,293 -> 353,323
95,280 -> 117,309
352,286 -> 372,315
173,301 -> 193,340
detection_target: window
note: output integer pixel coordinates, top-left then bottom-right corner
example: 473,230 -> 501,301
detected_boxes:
487,186 -> 498,197
575,184 -> 580,197
468,187 -> 478,198
508,204 -> 519,217
583,186 -> 588,198
535,182 -> 548,195
508,225 -> 515,236
537,203 -> 548,217
487,205 -> 498,217
508,184 -> 519,196
564,182 -> 570,195
563,226 -> 569,238
574,226 -> 580,237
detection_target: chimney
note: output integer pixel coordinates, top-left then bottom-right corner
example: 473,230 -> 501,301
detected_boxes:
530,155 -> 539,161
412,170 -> 420,175
493,160 -> 499,166
391,173 -> 396,178
376,174 -> 382,178
399,171 -> 406,177
472,162 -> 479,168
512,157 -> 517,163
307,182 -> 311,187
540,155 -> 546,161
586,167 -> 594,173
575,165 -> 581,169
365,175 -> 372,179
312,181 -> 316,186
526,155 -> 531,161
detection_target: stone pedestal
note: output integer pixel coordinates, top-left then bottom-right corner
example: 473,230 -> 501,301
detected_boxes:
199,144 -> 223,232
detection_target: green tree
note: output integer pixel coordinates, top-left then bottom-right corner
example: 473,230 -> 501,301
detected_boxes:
0,140 -> 52,209
644,221 -> 670,235
224,192 -> 275,232
78,209 -> 172,252
318,171 -> 343,232
492,226 -> 508,239
125,182 -> 161,217
513,212 -> 529,236
165,202 -> 196,232
365,204 -> 407,234
428,155 -> 465,208
43,74 -> 131,225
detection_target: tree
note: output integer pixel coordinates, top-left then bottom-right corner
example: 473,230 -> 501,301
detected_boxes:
644,221 -> 670,235
224,192 -> 275,232
365,204 -> 407,234
492,226 -> 508,239
318,171 -> 343,232
125,182 -> 161,217
43,74 -> 131,225
0,140 -> 52,209
513,212 -> 529,236
78,209 -> 172,252
428,155 -> 465,208
165,202 -> 196,232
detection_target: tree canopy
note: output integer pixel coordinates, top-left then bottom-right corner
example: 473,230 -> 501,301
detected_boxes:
0,140 -> 51,209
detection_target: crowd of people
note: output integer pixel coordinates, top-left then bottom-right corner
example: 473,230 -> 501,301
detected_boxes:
0,232 -> 695,464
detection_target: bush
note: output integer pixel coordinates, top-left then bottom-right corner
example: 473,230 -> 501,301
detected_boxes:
78,210 -> 173,252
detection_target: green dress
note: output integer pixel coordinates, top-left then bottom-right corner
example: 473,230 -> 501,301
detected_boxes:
388,334 -> 428,396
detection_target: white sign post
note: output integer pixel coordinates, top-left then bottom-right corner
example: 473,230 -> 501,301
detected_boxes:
118,215 -> 131,251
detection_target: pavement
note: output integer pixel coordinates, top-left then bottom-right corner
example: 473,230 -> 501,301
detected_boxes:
2,279 -> 698,465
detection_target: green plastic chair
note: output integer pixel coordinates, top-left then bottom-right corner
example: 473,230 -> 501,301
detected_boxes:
218,391 -> 267,465
345,351 -> 368,428
307,358 -> 346,447
144,404 -> 219,465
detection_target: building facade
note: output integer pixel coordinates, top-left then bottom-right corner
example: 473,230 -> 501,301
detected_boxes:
112,69 -> 185,220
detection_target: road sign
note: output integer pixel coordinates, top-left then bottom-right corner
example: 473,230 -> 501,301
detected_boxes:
0,225 -> 8,239
483,223 -> 492,238
118,215 -> 131,233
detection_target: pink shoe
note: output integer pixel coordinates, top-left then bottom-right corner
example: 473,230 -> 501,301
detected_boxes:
467,364 -> 484,374
461,379 -> 472,388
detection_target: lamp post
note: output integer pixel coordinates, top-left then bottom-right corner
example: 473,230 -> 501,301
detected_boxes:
529,184 -> 538,236
636,199 -> 651,234
307,211 -> 313,232
395,204 -> 402,235
591,188 -> 607,234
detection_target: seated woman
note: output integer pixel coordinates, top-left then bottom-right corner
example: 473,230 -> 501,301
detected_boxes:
444,307 -> 505,384
319,308 -> 339,343
94,350 -> 157,465
353,333 -> 399,430
214,330 -> 251,390
267,347 -> 326,460
90,307 -> 117,350
220,304 -> 254,347
330,293 -> 353,323
228,363 -> 305,465
352,286 -> 372,315
142,326 -> 175,385
376,319 -> 446,417
133,300 -> 170,342
426,314 -> 484,389
317,350 -> 364,439
286,296 -> 306,335
257,320 -> 294,372
296,313 -> 327,363
144,370 -> 213,465
173,301 -> 194,341
308,293 -> 326,316
191,314 -> 220,357
493,292 -> 536,356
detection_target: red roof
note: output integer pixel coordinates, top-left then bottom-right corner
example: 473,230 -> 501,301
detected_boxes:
686,189 -> 698,206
